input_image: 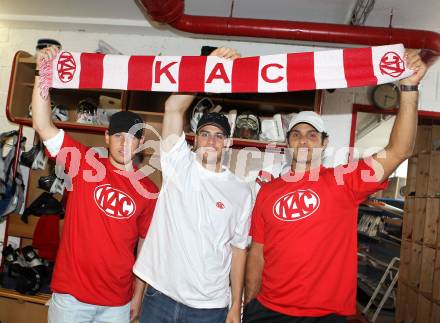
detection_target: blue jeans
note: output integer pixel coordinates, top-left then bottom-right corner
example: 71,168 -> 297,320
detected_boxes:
140,285 -> 228,323
48,293 -> 130,323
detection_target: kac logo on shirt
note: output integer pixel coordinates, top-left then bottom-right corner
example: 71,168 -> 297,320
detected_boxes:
94,184 -> 136,219
272,189 -> 320,222
216,201 -> 225,209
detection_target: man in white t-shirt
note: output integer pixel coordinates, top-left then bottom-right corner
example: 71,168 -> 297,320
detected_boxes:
134,47 -> 252,323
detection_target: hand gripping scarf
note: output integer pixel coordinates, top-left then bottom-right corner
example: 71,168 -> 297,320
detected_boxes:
39,43 -> 412,99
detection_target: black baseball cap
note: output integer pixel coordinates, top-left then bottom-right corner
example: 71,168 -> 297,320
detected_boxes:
36,39 -> 62,50
108,111 -> 144,139
196,112 -> 231,137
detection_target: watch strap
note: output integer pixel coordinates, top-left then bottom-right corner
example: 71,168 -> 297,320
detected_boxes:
400,84 -> 418,92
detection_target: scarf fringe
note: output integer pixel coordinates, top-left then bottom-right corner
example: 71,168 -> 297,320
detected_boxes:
38,58 -> 52,100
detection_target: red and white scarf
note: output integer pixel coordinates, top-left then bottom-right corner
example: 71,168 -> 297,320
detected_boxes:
40,43 -> 412,98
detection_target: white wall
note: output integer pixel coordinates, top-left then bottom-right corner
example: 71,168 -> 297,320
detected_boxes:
321,86 -> 375,166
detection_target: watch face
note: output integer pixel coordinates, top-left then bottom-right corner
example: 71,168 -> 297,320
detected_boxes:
372,84 -> 399,110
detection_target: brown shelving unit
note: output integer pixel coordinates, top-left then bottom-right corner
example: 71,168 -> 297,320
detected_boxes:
0,288 -> 50,305
395,124 -> 440,323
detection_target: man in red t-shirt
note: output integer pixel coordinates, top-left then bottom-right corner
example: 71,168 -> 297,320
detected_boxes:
32,47 -> 158,323
244,51 -> 427,322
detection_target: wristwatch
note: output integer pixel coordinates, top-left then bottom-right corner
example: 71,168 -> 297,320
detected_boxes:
400,84 -> 418,92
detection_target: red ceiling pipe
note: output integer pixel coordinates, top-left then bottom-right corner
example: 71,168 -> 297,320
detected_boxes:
140,0 -> 184,24
138,0 -> 439,64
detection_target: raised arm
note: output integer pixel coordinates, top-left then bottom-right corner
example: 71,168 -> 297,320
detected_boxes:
31,46 -> 60,141
372,50 -> 427,181
161,93 -> 196,151
161,47 -> 240,152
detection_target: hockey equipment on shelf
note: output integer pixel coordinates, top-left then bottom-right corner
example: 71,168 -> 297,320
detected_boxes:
259,114 -> 285,142
29,101 -> 68,122
77,99 -> 98,124
0,131 -> 26,220
1,245 -> 44,295
21,192 -> 64,223
190,97 -> 222,133
233,112 -> 261,140
38,173 -> 65,195
51,104 -> 69,121
20,141 -> 47,170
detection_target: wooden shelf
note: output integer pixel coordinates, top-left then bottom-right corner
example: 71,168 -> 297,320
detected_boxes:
212,97 -> 312,111
132,111 -> 288,149
12,117 -> 108,134
20,82 -> 122,94
11,116 -> 289,150
130,110 -> 164,117
52,120 -> 107,132
358,231 -> 381,241
185,132 -> 287,149
18,57 -> 36,65
196,92 -> 317,114
7,214 -> 39,239
0,288 -> 50,305
407,194 -> 440,198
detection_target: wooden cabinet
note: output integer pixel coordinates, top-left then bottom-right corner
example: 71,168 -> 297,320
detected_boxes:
396,124 -> 440,323
7,52 -> 124,134
0,290 -> 48,323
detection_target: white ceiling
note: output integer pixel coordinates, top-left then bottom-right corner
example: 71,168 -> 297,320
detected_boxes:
0,0 -> 439,38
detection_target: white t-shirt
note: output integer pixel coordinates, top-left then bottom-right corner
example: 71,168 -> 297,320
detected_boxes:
134,133 -> 252,308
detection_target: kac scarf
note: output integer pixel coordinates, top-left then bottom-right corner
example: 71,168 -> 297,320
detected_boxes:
39,43 -> 412,99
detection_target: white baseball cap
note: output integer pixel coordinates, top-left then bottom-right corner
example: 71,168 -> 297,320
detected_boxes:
287,111 -> 326,133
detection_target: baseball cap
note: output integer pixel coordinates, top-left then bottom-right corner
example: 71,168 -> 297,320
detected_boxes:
196,112 -> 231,137
287,111 -> 325,133
36,38 -> 62,50
108,111 -> 144,139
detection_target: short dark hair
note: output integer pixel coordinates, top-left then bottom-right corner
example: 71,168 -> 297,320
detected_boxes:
321,132 -> 329,144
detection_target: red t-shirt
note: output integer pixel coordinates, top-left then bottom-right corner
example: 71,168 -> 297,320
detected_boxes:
49,134 -> 158,306
250,159 -> 388,317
